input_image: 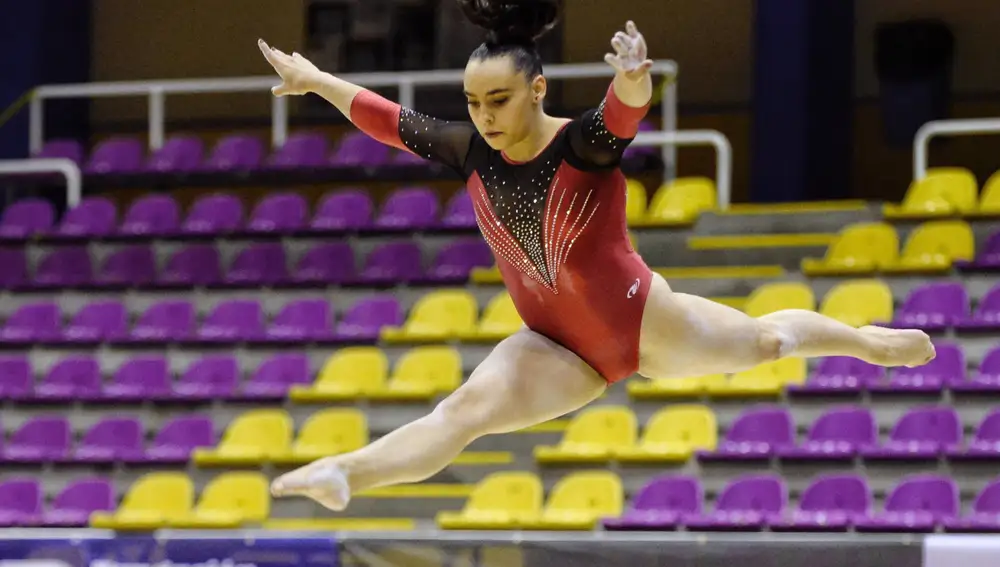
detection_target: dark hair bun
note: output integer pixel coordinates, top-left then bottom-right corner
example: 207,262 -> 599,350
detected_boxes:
458,0 -> 560,46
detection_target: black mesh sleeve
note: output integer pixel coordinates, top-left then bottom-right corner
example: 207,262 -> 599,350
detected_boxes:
397,107 -> 479,173
566,99 -> 635,169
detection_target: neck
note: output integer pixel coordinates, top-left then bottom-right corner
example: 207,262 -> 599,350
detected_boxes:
501,113 -> 565,163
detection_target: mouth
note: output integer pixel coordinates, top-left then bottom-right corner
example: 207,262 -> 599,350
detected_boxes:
484,131 -> 503,140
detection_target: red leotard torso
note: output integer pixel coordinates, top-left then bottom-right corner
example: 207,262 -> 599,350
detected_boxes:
350,85 -> 652,383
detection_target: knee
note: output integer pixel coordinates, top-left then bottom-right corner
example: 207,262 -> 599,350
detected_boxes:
755,322 -> 793,362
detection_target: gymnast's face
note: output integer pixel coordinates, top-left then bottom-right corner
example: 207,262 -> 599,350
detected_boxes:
463,56 -> 546,150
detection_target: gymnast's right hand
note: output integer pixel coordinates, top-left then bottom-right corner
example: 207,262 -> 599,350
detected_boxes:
258,39 -> 324,97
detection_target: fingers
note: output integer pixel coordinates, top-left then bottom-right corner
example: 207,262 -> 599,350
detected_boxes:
258,39 -> 279,65
604,53 -> 623,71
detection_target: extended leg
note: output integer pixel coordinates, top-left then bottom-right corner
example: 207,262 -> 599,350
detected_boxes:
271,329 -> 607,511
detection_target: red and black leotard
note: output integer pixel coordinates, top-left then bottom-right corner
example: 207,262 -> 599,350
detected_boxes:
350,84 -> 653,384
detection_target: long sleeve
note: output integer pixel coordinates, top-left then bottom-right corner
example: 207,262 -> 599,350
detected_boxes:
567,83 -> 651,169
349,90 -> 477,172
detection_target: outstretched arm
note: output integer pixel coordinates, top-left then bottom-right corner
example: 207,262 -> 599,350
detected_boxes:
258,39 -> 475,172
568,21 -> 653,168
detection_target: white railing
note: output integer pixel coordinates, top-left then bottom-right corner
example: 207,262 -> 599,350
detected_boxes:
913,117 -> 1000,180
634,129 -> 732,208
0,158 -> 82,206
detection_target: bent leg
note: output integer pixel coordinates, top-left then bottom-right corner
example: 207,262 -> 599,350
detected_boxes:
271,329 -> 607,510
638,274 -> 934,379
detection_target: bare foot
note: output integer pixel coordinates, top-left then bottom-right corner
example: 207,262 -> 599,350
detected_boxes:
859,326 -> 936,367
271,458 -> 351,511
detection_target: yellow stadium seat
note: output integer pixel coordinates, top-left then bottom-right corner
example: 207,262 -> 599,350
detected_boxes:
627,373 -> 727,399
436,472 -> 543,530
193,409 -> 292,466
625,178 -> 648,224
881,220 -> 974,273
743,282 -> 816,317
707,357 -> 807,396
521,471 -> 623,530
820,279 -> 893,327
883,167 -> 978,219
456,292 -> 522,342
169,472 -> 270,529
973,170 -> 1000,217
381,290 -> 478,342
801,222 -> 899,275
289,347 -> 388,402
643,177 -> 717,226
615,405 -> 717,462
534,406 -> 637,463
275,408 -> 368,464
90,472 -> 193,530
369,346 -> 462,401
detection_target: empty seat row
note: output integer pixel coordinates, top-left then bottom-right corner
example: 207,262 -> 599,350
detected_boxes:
0,190 -> 479,242
603,472 -> 1000,533
802,220 -> 973,275
0,477 -> 114,528
0,238 -> 493,290
883,166 -> 1000,219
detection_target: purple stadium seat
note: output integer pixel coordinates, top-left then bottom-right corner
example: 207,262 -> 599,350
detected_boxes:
34,356 -> 102,401
955,346 -> 1000,392
3,416 -> 71,463
416,238 -> 493,284
241,353 -> 312,399
788,356 -> 885,395
52,197 -> 118,238
158,245 -> 222,287
40,479 -> 115,527
72,417 -> 145,463
602,475 -> 702,531
290,242 -> 357,285
335,296 -> 402,342
62,301 -> 128,343
373,187 -> 440,231
777,407 -> 876,461
956,283 -> 1000,331
102,356 -> 172,402
697,407 -> 794,461
246,193 -> 308,235
0,356 -> 32,400
224,243 -> 288,286
855,475 -> 959,532
173,355 -> 239,399
0,198 -> 55,240
0,248 -> 28,289
683,474 -> 787,531
956,229 -> 1000,271
1,302 -> 61,342
0,479 -> 42,527
145,416 -> 215,463
33,246 -> 93,288
266,132 -> 328,169
330,131 -> 391,167
196,300 -> 264,342
860,406 -> 961,459
265,299 -> 333,342
887,283 -> 969,331
181,194 -> 244,236
202,134 -> 265,172
439,191 -> 477,229
84,137 -> 144,175
34,139 -> 85,165
129,300 -> 195,342
310,189 -> 375,232
872,341 -> 963,393
96,246 -> 157,288
769,474 -> 871,532
353,241 -> 423,285
118,195 -> 181,237
947,410 -> 1000,460
145,135 -> 204,173
392,148 -> 428,165
943,479 -> 1000,532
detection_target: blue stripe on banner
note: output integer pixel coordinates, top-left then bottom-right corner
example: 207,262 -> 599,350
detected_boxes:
0,538 -> 338,567
924,535 -> 1000,567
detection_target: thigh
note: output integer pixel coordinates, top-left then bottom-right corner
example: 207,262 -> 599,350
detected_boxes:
637,274 -> 766,379
447,328 -> 608,436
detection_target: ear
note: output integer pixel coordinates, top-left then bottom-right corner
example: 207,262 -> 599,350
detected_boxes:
531,75 -> 547,103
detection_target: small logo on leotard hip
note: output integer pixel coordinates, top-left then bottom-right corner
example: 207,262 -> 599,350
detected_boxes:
627,278 -> 641,298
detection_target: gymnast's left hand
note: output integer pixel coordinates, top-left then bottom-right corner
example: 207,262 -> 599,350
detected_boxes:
604,21 -> 654,81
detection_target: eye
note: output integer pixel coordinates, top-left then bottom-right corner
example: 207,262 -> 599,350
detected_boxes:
467,101 -> 480,109
492,98 -> 509,107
